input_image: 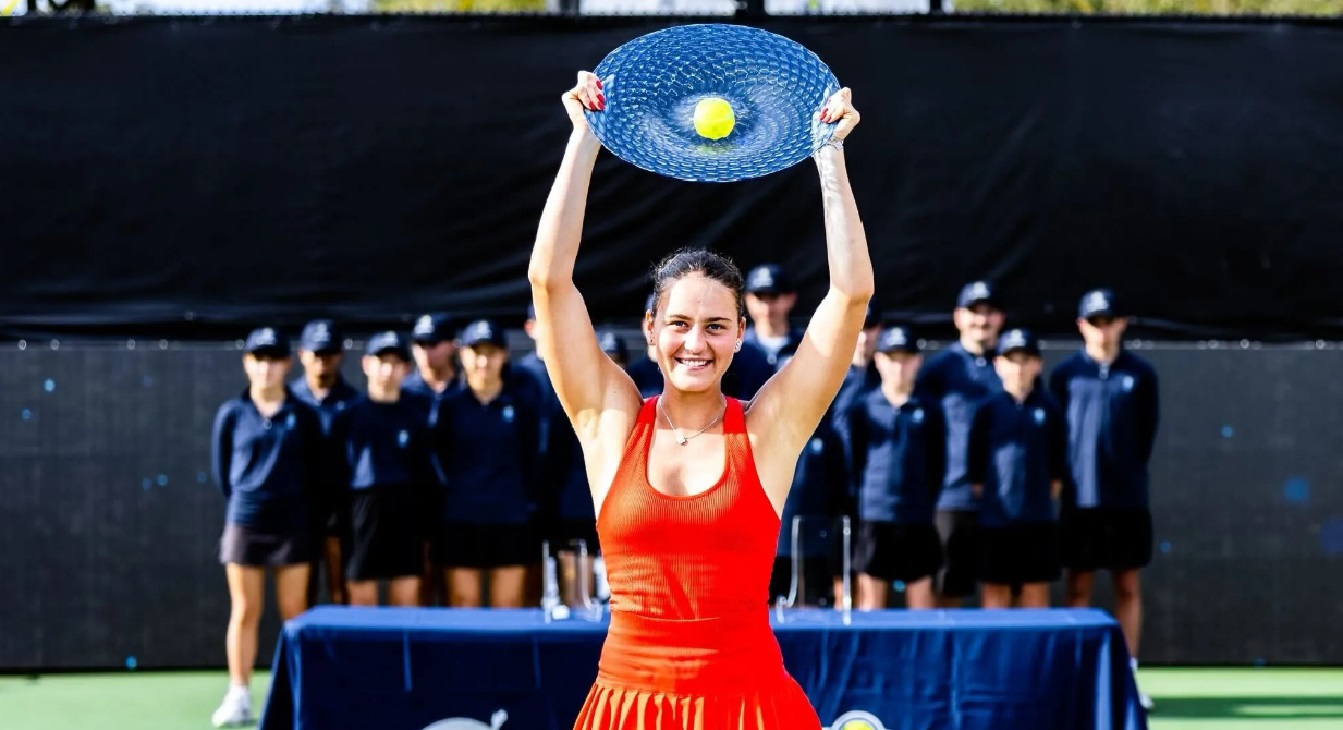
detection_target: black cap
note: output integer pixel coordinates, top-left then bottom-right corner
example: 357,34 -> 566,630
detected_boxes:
366,331 -> 410,360
956,281 -> 998,310
996,328 -> 1041,357
299,319 -> 342,355
598,329 -> 628,360
876,325 -> 919,354
412,313 -> 455,344
1079,289 -> 1120,320
459,319 -> 507,348
745,264 -> 793,295
244,327 -> 290,358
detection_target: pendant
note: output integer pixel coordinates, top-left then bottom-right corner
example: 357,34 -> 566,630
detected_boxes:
677,436 -> 688,446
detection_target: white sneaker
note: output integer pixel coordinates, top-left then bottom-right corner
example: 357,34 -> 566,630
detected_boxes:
1129,658 -> 1153,712
211,687 -> 255,728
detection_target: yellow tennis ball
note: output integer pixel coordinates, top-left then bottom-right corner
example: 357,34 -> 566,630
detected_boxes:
693,97 -> 735,140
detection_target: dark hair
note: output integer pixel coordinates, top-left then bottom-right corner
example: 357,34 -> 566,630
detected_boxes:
647,247 -> 746,320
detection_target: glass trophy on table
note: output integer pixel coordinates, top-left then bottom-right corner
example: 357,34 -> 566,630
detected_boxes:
774,515 -> 852,625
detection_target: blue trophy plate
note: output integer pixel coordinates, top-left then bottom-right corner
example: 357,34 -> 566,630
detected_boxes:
585,24 -> 841,183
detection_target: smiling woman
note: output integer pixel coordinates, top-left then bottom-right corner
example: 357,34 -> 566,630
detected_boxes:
645,248 -> 747,399
527,68 -> 872,730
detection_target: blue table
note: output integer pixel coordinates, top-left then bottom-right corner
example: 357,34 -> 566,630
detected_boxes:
260,607 -> 1147,730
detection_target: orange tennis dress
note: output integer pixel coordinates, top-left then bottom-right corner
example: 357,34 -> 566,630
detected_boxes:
573,396 -> 823,730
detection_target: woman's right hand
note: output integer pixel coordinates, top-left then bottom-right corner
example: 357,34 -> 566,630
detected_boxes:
562,71 -> 605,135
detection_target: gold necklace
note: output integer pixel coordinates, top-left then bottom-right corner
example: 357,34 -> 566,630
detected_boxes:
658,398 -> 726,446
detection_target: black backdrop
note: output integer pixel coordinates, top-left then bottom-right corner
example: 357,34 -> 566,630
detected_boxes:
1,339 -> 1342,669
4,15 -> 1343,340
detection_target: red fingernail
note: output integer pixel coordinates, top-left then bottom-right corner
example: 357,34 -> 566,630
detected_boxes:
596,79 -> 603,89
598,95 -> 606,110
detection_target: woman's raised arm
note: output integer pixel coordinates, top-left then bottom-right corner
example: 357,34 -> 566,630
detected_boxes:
527,72 -> 642,441
747,89 -> 876,507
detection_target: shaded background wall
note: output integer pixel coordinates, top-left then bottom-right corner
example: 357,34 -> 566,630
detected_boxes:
2,338 -> 1341,669
5,15 -> 1343,341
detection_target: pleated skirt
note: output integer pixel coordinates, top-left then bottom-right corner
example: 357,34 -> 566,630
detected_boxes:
572,611 -> 823,730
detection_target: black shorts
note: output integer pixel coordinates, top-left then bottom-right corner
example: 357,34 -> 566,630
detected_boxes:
934,510 -> 980,598
432,521 -> 541,569
219,523 -> 313,567
853,521 -> 943,584
1061,508 -> 1153,572
769,555 -> 835,607
978,522 -> 1061,585
323,489 -> 350,538
547,519 -> 600,555
344,488 -> 424,581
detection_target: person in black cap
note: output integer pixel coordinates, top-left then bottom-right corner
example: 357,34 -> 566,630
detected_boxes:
210,327 -> 326,728
329,331 -> 438,608
403,312 -> 462,605
405,313 -> 463,405
431,318 -> 542,608
836,325 -> 946,610
914,280 -> 1007,607
290,319 -> 362,607
743,263 -> 804,369
966,328 -> 1067,609
1048,289 -> 1160,709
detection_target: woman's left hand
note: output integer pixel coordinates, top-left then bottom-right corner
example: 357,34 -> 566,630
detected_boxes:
819,88 -> 860,142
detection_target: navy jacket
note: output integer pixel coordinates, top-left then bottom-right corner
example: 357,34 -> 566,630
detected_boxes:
289,375 -> 362,521
966,388 -> 1067,527
1048,350 -> 1160,510
743,325 -> 807,370
838,389 -> 946,525
516,353 -> 594,525
401,370 -> 464,429
741,326 -> 846,558
330,396 -> 440,492
289,376 -> 362,435
776,413 -> 848,558
913,342 -> 1004,510
211,389 -> 327,532
627,358 -> 662,398
432,383 -> 542,525
833,361 -> 880,419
